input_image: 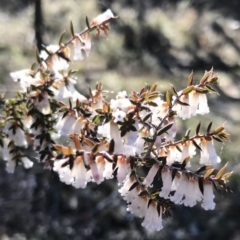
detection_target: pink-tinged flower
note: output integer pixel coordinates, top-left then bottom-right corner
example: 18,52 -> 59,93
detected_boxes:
82,33 -> 91,57
201,180 -> 215,210
197,94 -> 209,115
73,37 -> 84,61
95,156 -> 105,183
103,159 -> 114,179
71,156 -> 88,188
170,173 -> 188,204
166,145 -> 182,165
90,9 -> 114,27
181,141 -> 196,160
183,177 -> 202,207
200,138 -> 221,165
141,201 -> 163,231
159,167 -> 172,198
116,155 -> 130,184
143,164 -> 159,187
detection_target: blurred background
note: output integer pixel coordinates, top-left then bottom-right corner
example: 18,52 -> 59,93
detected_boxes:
0,0 -> 240,239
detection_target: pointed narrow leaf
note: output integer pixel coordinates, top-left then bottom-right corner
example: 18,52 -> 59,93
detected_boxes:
204,168 -> 215,179
157,122 -> 173,136
59,31 -> 66,46
192,139 -> 202,151
195,165 -> 211,174
170,84 -> 178,96
181,156 -> 190,170
198,177 -> 204,195
215,163 -> 228,180
196,122 -> 201,135
166,91 -> 172,107
150,83 -> 158,92
187,71 -> 194,86
182,86 -> 194,95
129,181 -> 139,191
207,122 -> 212,133
70,21 -> 74,36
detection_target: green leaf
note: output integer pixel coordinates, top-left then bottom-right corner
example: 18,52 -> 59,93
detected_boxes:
182,86 -> 194,95
187,71 -> 194,86
70,21 -> 74,36
157,122 -> 174,136
192,139 -> 202,151
59,31 -> 66,46
195,122 -> 201,135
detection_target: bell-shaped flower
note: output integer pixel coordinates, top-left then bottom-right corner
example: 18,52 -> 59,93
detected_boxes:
201,180 -> 215,210
116,155 -> 130,184
143,164 -> 159,187
200,138 -> 221,165
197,94 -> 209,115
141,201 -> 163,231
159,167 -> 173,198
170,173 -> 188,204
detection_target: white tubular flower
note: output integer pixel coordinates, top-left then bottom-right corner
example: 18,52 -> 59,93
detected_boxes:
170,173 -> 188,204
88,156 -> 101,184
201,180 -> 215,210
71,156 -> 87,189
95,156 -> 105,184
119,176 -> 140,203
112,109 -> 126,123
4,122 -> 27,147
166,145 -> 182,165
110,122 -> 124,151
6,159 -> 16,174
188,90 -> 199,116
181,141 -> 196,160
73,38 -> 84,61
164,118 -> 177,142
159,167 -> 172,199
21,157 -> 33,169
143,164 -> 159,187
183,177 -> 202,207
53,158 -> 72,185
90,9 -> 114,27
116,156 -> 130,184
1,138 -> 11,160
200,138 -> 221,165
127,195 -> 148,218
34,91 -> 51,114
55,113 -> 76,136
172,93 -> 190,120
103,159 -> 114,179
197,94 -> 209,115
82,33 -> 91,57
141,201 -> 163,232
71,117 -> 83,134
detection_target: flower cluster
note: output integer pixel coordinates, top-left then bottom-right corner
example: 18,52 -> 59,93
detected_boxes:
0,9 -> 232,232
